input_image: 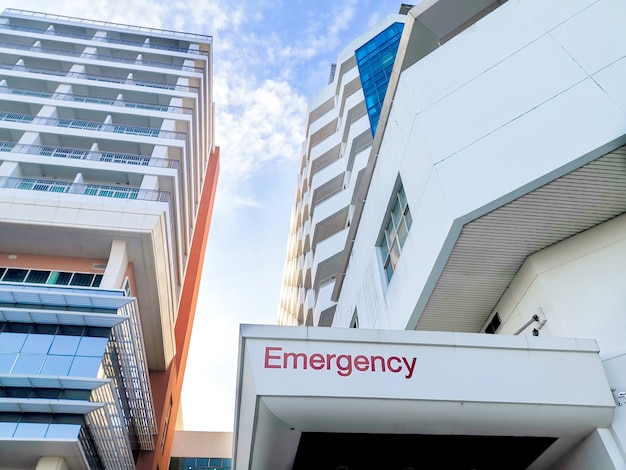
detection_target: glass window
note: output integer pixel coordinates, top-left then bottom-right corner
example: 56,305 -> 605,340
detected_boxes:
25,270 -> 51,284
379,182 -> 412,281
21,334 -> 54,353
41,355 -> 73,375
49,335 -> 80,355
14,422 -> 48,438
0,421 -> 17,437
12,354 -> 45,374
209,459 -> 221,466
46,423 -> 81,438
0,353 -> 17,373
70,273 -> 94,286
222,459 -> 232,468
48,271 -> 72,285
76,336 -> 108,357
0,332 -> 27,352
69,356 -> 102,376
3,268 -> 28,282
196,458 -> 209,466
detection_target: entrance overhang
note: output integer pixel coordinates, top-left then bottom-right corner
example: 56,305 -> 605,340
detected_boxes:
234,325 -> 615,470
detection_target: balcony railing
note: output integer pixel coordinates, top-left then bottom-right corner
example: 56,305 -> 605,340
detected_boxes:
0,176 -> 171,202
0,41 -> 205,73
0,22 -> 210,54
3,8 -> 213,42
0,112 -> 186,139
0,62 -> 198,93
0,141 -> 179,169
3,86 -> 192,114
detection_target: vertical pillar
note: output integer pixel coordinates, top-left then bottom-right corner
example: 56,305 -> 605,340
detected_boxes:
35,457 -> 69,470
101,239 -> 129,289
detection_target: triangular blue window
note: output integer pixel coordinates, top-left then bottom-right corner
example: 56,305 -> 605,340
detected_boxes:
355,22 -> 404,137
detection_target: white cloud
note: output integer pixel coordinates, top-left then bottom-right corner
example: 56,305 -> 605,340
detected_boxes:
213,75 -> 306,211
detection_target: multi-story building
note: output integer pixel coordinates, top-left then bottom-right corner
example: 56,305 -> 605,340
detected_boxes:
278,5 -> 410,328
0,8 -> 218,470
242,0 -> 626,468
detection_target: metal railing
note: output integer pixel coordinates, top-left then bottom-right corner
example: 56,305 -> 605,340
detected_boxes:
0,176 -> 171,202
4,8 -> 212,42
3,86 -> 192,114
0,22 -> 210,54
0,41 -> 205,73
0,141 -> 179,169
0,112 -> 186,139
0,62 -> 198,93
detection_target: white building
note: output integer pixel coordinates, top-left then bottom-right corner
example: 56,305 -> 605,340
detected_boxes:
277,7 -> 410,327
242,0 -> 626,468
0,9 -> 218,470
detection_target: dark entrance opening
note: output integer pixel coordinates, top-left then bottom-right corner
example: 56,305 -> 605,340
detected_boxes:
292,432 -> 556,470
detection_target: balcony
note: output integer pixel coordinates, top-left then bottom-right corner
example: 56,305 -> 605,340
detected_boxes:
0,62 -> 198,92
2,8 -> 213,43
0,41 -> 205,72
0,112 -> 185,139
1,141 -> 178,168
1,86 -> 193,114
0,176 -> 170,202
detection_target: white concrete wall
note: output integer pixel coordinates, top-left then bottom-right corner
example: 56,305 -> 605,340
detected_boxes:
491,213 -> 626,466
334,0 -> 626,330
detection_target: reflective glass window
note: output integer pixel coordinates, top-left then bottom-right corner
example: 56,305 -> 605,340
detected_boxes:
49,335 -> 80,355
222,459 -> 232,468
197,458 -> 209,466
69,356 -> 102,376
0,421 -> 17,437
0,353 -> 17,373
25,270 -> 51,284
3,268 -> 28,282
48,271 -> 72,285
12,354 -> 45,374
21,334 -> 54,353
70,273 -> 94,286
41,355 -> 73,375
14,422 -> 48,438
76,336 -> 108,357
0,332 -> 26,353
46,423 -> 81,438
209,459 -> 221,466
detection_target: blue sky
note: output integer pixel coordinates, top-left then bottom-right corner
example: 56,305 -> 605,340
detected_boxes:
0,0 -> 407,431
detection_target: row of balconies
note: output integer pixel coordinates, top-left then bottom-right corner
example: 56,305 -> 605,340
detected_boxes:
1,83 -> 192,115
0,38 -> 204,73
1,9 -> 211,52
0,111 -> 185,140
279,51 -> 369,326
0,140 -> 178,169
0,57 -> 198,93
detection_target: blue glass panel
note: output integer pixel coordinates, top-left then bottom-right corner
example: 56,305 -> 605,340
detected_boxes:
49,335 -> 80,355
14,422 -> 48,438
0,353 -> 17,373
0,422 -> 17,437
21,334 -> 54,353
69,356 -> 102,376
183,458 -> 195,466
0,332 -> 27,353
355,22 -> 404,137
46,423 -> 81,438
222,458 -> 232,468
12,354 -> 45,374
41,355 -> 73,375
209,459 -> 221,466
76,336 -> 108,357
197,458 -> 209,466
